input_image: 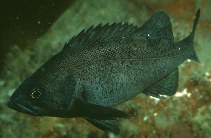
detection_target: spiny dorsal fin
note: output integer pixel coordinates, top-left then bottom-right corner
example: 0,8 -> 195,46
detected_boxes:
63,23 -> 139,52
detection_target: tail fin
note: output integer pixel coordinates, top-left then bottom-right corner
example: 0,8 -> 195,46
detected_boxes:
190,9 -> 200,40
182,9 -> 200,62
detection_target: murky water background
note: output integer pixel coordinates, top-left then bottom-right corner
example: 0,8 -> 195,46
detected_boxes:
0,0 -> 211,137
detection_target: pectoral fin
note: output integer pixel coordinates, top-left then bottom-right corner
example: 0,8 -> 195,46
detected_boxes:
146,68 -> 179,98
73,98 -> 131,119
85,118 -> 120,134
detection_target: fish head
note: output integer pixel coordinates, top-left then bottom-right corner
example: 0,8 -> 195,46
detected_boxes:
8,65 -> 77,117
7,76 -> 49,116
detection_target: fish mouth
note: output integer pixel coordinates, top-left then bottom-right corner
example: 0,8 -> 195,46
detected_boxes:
8,99 -> 40,116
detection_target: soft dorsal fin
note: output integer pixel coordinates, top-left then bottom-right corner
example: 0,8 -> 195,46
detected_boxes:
140,11 -> 174,42
63,23 -> 139,52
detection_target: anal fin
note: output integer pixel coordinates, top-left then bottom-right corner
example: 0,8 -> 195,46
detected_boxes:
85,118 -> 120,134
146,68 -> 179,98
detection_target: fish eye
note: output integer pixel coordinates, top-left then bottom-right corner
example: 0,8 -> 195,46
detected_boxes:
31,89 -> 41,99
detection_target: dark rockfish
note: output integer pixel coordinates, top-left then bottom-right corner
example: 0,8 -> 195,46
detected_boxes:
8,9 -> 200,134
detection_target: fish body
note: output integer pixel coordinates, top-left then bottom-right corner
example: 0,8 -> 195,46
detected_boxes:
8,9 -> 200,134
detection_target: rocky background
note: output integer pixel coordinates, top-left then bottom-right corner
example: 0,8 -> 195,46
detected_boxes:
0,0 -> 211,138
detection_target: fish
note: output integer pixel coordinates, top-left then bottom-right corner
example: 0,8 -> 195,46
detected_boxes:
8,9 -> 200,134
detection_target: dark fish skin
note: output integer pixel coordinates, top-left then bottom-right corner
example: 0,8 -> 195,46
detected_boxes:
8,9 -> 200,134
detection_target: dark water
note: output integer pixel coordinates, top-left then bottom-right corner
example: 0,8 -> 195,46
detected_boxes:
0,0 -> 73,71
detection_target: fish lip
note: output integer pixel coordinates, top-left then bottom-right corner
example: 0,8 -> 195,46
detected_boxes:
7,99 -> 39,116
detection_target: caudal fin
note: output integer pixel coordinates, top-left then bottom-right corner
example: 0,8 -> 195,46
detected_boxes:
190,9 -> 200,62
190,9 -> 200,40
183,9 -> 200,62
